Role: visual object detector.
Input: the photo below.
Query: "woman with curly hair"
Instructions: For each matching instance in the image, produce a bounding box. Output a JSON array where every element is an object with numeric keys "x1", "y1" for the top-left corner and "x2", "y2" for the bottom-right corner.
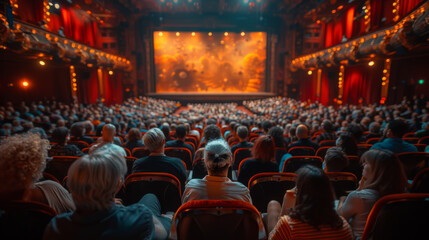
[{"x1": 0, "y1": 133, "x2": 75, "y2": 214}]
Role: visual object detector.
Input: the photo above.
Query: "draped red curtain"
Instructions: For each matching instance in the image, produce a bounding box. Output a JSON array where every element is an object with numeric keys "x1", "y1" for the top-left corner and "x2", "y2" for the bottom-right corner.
[
  {"x1": 299, "y1": 72, "x2": 317, "y2": 102},
  {"x1": 343, "y1": 64, "x2": 382, "y2": 105},
  {"x1": 47, "y1": 6, "x2": 100, "y2": 48},
  {"x1": 320, "y1": 71, "x2": 330, "y2": 105},
  {"x1": 79, "y1": 69, "x2": 99, "y2": 104},
  {"x1": 16, "y1": 0, "x2": 44, "y2": 25},
  {"x1": 324, "y1": 16, "x2": 344, "y2": 48},
  {"x1": 371, "y1": 0, "x2": 395, "y2": 28},
  {"x1": 345, "y1": 7, "x2": 355, "y2": 39},
  {"x1": 400, "y1": 0, "x2": 424, "y2": 17}
]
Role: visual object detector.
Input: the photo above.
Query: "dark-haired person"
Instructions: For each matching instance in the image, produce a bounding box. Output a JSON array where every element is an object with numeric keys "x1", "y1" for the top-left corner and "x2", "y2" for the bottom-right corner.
[
  {"x1": 323, "y1": 147, "x2": 349, "y2": 172},
  {"x1": 268, "y1": 165, "x2": 353, "y2": 240},
  {"x1": 336, "y1": 132, "x2": 358, "y2": 156},
  {"x1": 370, "y1": 119, "x2": 417, "y2": 153},
  {"x1": 165, "y1": 125, "x2": 195, "y2": 157},
  {"x1": 337, "y1": 149, "x2": 407, "y2": 239},
  {"x1": 230, "y1": 125, "x2": 253, "y2": 155},
  {"x1": 70, "y1": 122, "x2": 94, "y2": 145},
  {"x1": 268, "y1": 126, "x2": 287, "y2": 148},
  {"x1": 49, "y1": 127, "x2": 83, "y2": 157},
  {"x1": 316, "y1": 120, "x2": 337, "y2": 144},
  {"x1": 123, "y1": 128, "x2": 145, "y2": 152},
  {"x1": 238, "y1": 135, "x2": 278, "y2": 187}
]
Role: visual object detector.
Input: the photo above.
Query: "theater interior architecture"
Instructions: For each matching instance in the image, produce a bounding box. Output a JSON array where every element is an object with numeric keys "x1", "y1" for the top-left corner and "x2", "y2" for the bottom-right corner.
[{"x1": 1, "y1": 0, "x2": 429, "y2": 239}]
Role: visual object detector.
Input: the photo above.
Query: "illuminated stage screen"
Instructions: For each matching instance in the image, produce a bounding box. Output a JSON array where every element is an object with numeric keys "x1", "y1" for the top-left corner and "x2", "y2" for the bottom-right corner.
[{"x1": 153, "y1": 31, "x2": 267, "y2": 93}]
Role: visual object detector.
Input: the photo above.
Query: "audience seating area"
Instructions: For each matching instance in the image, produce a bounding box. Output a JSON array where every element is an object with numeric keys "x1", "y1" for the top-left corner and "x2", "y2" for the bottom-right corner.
[{"x1": 1, "y1": 96, "x2": 429, "y2": 239}]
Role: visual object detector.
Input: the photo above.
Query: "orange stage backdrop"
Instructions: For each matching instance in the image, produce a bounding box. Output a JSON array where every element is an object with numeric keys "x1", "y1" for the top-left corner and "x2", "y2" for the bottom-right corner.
[{"x1": 153, "y1": 31, "x2": 267, "y2": 93}]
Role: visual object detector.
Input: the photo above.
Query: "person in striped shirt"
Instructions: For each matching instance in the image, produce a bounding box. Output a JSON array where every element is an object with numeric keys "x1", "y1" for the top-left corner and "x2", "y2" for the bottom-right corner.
[{"x1": 268, "y1": 165, "x2": 353, "y2": 240}]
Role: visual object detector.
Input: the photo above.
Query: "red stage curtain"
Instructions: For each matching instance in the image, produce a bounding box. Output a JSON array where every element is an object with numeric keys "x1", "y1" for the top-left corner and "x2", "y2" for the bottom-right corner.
[
  {"x1": 343, "y1": 65, "x2": 382, "y2": 105},
  {"x1": 400, "y1": 0, "x2": 424, "y2": 17},
  {"x1": 300, "y1": 73, "x2": 317, "y2": 102},
  {"x1": 324, "y1": 22, "x2": 334, "y2": 48},
  {"x1": 16, "y1": 0, "x2": 44, "y2": 25},
  {"x1": 79, "y1": 69, "x2": 99, "y2": 104},
  {"x1": 345, "y1": 7, "x2": 355, "y2": 39},
  {"x1": 47, "y1": 6, "x2": 100, "y2": 48},
  {"x1": 320, "y1": 71, "x2": 330, "y2": 105}
]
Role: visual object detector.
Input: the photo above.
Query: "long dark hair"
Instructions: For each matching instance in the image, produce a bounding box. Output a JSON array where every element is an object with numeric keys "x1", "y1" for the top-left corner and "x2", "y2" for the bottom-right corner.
[{"x1": 290, "y1": 165, "x2": 343, "y2": 229}]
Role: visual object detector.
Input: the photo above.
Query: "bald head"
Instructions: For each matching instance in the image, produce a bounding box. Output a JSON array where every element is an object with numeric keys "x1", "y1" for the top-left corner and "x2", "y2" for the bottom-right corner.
[
  {"x1": 296, "y1": 124, "x2": 309, "y2": 139},
  {"x1": 102, "y1": 124, "x2": 116, "y2": 142}
]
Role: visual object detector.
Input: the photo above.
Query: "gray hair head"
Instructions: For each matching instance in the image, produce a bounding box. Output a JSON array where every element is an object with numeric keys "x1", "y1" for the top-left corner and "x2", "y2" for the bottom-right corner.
[
  {"x1": 204, "y1": 139, "x2": 231, "y2": 173},
  {"x1": 67, "y1": 151, "x2": 126, "y2": 211},
  {"x1": 143, "y1": 128, "x2": 165, "y2": 152}
]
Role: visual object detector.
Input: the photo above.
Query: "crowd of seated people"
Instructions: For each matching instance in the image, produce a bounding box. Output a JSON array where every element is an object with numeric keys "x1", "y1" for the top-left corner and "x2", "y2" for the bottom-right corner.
[{"x1": 0, "y1": 95, "x2": 428, "y2": 239}]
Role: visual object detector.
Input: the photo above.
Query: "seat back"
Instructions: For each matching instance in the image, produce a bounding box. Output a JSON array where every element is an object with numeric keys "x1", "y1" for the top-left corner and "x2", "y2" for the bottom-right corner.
[
  {"x1": 165, "y1": 147, "x2": 193, "y2": 170},
  {"x1": 43, "y1": 156, "x2": 80, "y2": 182},
  {"x1": 326, "y1": 172, "x2": 358, "y2": 199},
  {"x1": 274, "y1": 147, "x2": 288, "y2": 165},
  {"x1": 319, "y1": 140, "x2": 336, "y2": 147},
  {"x1": 343, "y1": 155, "x2": 363, "y2": 180},
  {"x1": 282, "y1": 156, "x2": 323, "y2": 173},
  {"x1": 125, "y1": 156, "x2": 137, "y2": 177},
  {"x1": 191, "y1": 158, "x2": 207, "y2": 179},
  {"x1": 365, "y1": 138, "x2": 381, "y2": 144},
  {"x1": 315, "y1": 146, "x2": 332, "y2": 159},
  {"x1": 248, "y1": 173, "x2": 297, "y2": 212},
  {"x1": 68, "y1": 140, "x2": 89, "y2": 150},
  {"x1": 174, "y1": 200, "x2": 265, "y2": 240},
  {"x1": 124, "y1": 172, "x2": 181, "y2": 213},
  {"x1": 132, "y1": 147, "x2": 150, "y2": 158},
  {"x1": 397, "y1": 152, "x2": 429, "y2": 180},
  {"x1": 418, "y1": 136, "x2": 429, "y2": 145},
  {"x1": 233, "y1": 148, "x2": 253, "y2": 170},
  {"x1": 288, "y1": 146, "x2": 315, "y2": 156},
  {"x1": 410, "y1": 168, "x2": 429, "y2": 193},
  {"x1": 403, "y1": 137, "x2": 419, "y2": 144},
  {"x1": 413, "y1": 144, "x2": 427, "y2": 152},
  {"x1": 0, "y1": 200, "x2": 57, "y2": 240},
  {"x1": 361, "y1": 193, "x2": 429, "y2": 240},
  {"x1": 357, "y1": 144, "x2": 372, "y2": 156}
]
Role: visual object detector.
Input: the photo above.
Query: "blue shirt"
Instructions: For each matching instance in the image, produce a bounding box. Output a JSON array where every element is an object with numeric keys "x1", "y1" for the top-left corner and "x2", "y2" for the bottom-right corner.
[
  {"x1": 44, "y1": 204, "x2": 154, "y2": 240},
  {"x1": 371, "y1": 138, "x2": 418, "y2": 154}
]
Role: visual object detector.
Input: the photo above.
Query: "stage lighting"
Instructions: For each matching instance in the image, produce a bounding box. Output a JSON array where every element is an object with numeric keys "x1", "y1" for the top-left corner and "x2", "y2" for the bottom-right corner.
[
  {"x1": 192, "y1": 32, "x2": 196, "y2": 36},
  {"x1": 54, "y1": 3, "x2": 60, "y2": 9},
  {"x1": 224, "y1": 32, "x2": 228, "y2": 36},
  {"x1": 241, "y1": 32, "x2": 245, "y2": 36},
  {"x1": 308, "y1": 70, "x2": 313, "y2": 75},
  {"x1": 208, "y1": 32, "x2": 212, "y2": 36},
  {"x1": 419, "y1": 79, "x2": 424, "y2": 85},
  {"x1": 159, "y1": 32, "x2": 163, "y2": 37},
  {"x1": 109, "y1": 70, "x2": 114, "y2": 75},
  {"x1": 176, "y1": 32, "x2": 180, "y2": 36},
  {"x1": 368, "y1": 61, "x2": 375, "y2": 66},
  {"x1": 22, "y1": 81, "x2": 29, "y2": 87},
  {"x1": 39, "y1": 60, "x2": 46, "y2": 66}
]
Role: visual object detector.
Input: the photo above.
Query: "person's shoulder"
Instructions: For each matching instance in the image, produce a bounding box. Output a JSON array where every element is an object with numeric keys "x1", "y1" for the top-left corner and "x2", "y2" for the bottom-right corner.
[{"x1": 35, "y1": 179, "x2": 65, "y2": 189}]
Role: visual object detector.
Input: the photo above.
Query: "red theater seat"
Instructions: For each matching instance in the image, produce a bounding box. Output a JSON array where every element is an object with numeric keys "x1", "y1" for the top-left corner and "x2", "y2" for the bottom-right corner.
[
  {"x1": 172, "y1": 200, "x2": 266, "y2": 240},
  {"x1": 281, "y1": 156, "x2": 323, "y2": 173}
]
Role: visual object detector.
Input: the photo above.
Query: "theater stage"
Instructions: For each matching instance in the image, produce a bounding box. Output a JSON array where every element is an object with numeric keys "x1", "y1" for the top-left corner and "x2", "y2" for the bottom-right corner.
[{"x1": 147, "y1": 92, "x2": 276, "y2": 103}]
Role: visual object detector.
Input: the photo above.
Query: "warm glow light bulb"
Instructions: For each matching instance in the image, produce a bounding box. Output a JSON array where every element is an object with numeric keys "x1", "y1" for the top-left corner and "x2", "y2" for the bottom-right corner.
[
  {"x1": 241, "y1": 32, "x2": 245, "y2": 36},
  {"x1": 208, "y1": 32, "x2": 212, "y2": 36},
  {"x1": 108, "y1": 70, "x2": 114, "y2": 75},
  {"x1": 176, "y1": 32, "x2": 180, "y2": 36},
  {"x1": 39, "y1": 60, "x2": 46, "y2": 66},
  {"x1": 308, "y1": 70, "x2": 313, "y2": 75},
  {"x1": 159, "y1": 32, "x2": 163, "y2": 37},
  {"x1": 224, "y1": 32, "x2": 228, "y2": 36},
  {"x1": 22, "y1": 81, "x2": 29, "y2": 87},
  {"x1": 368, "y1": 61, "x2": 375, "y2": 66},
  {"x1": 191, "y1": 32, "x2": 196, "y2": 36}
]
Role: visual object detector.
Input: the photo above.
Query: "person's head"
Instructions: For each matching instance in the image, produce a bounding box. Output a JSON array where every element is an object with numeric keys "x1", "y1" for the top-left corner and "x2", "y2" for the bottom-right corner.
[
  {"x1": 262, "y1": 120, "x2": 272, "y2": 133},
  {"x1": 252, "y1": 135, "x2": 275, "y2": 163},
  {"x1": 324, "y1": 147, "x2": 349, "y2": 172},
  {"x1": 236, "y1": 125, "x2": 249, "y2": 141},
  {"x1": 368, "y1": 122, "x2": 381, "y2": 134},
  {"x1": 290, "y1": 165, "x2": 342, "y2": 229},
  {"x1": 102, "y1": 124, "x2": 116, "y2": 142},
  {"x1": 347, "y1": 123, "x2": 363, "y2": 142},
  {"x1": 175, "y1": 125, "x2": 187, "y2": 140},
  {"x1": 52, "y1": 127, "x2": 70, "y2": 145},
  {"x1": 0, "y1": 133, "x2": 49, "y2": 195},
  {"x1": 268, "y1": 126, "x2": 284, "y2": 147},
  {"x1": 204, "y1": 139, "x2": 231, "y2": 176},
  {"x1": 127, "y1": 128, "x2": 142, "y2": 142},
  {"x1": 70, "y1": 122, "x2": 85, "y2": 138},
  {"x1": 67, "y1": 151, "x2": 126, "y2": 211},
  {"x1": 143, "y1": 128, "x2": 165, "y2": 153},
  {"x1": 386, "y1": 119, "x2": 409, "y2": 138},
  {"x1": 203, "y1": 125, "x2": 221, "y2": 143},
  {"x1": 160, "y1": 125, "x2": 171, "y2": 141},
  {"x1": 360, "y1": 149, "x2": 407, "y2": 196},
  {"x1": 296, "y1": 124, "x2": 309, "y2": 139},
  {"x1": 321, "y1": 120, "x2": 334, "y2": 133},
  {"x1": 336, "y1": 132, "x2": 358, "y2": 156}
]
